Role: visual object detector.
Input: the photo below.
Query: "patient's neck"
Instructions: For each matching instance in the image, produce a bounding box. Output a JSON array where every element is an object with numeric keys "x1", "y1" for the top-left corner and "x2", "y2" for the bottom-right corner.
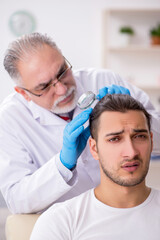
[{"x1": 94, "y1": 179, "x2": 151, "y2": 209}]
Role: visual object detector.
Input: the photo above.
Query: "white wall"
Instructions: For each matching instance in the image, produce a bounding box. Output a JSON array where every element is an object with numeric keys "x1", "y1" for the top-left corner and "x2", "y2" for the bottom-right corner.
[{"x1": 0, "y1": 0, "x2": 160, "y2": 103}]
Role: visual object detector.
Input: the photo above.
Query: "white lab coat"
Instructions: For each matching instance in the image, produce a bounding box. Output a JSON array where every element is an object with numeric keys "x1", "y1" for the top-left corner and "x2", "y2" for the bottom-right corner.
[{"x1": 0, "y1": 68, "x2": 159, "y2": 214}]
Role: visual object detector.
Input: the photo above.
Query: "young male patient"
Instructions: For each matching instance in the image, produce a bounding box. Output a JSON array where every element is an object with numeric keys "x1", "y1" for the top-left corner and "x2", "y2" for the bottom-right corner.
[{"x1": 30, "y1": 94, "x2": 160, "y2": 240}]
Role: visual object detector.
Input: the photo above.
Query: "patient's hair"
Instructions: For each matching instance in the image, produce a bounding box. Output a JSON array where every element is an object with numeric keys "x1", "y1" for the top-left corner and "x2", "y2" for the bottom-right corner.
[
  {"x1": 89, "y1": 94, "x2": 151, "y2": 141},
  {"x1": 4, "y1": 32, "x2": 61, "y2": 85}
]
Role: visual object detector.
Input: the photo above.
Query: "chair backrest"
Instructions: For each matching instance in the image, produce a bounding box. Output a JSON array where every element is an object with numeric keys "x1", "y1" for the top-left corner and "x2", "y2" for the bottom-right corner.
[{"x1": 5, "y1": 214, "x2": 40, "y2": 240}]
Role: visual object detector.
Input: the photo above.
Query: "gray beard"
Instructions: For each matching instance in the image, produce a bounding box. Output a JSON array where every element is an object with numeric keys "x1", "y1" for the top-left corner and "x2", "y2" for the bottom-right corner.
[{"x1": 50, "y1": 86, "x2": 78, "y2": 114}]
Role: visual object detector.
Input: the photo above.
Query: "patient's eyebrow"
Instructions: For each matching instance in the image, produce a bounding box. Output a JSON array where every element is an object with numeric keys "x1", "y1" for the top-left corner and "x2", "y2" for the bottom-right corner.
[
  {"x1": 133, "y1": 129, "x2": 148, "y2": 133},
  {"x1": 105, "y1": 128, "x2": 148, "y2": 137},
  {"x1": 105, "y1": 130, "x2": 124, "y2": 137}
]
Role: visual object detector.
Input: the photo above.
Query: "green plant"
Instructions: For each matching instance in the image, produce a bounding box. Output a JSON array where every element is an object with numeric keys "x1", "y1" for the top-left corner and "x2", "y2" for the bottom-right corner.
[
  {"x1": 119, "y1": 26, "x2": 134, "y2": 35},
  {"x1": 150, "y1": 24, "x2": 160, "y2": 37}
]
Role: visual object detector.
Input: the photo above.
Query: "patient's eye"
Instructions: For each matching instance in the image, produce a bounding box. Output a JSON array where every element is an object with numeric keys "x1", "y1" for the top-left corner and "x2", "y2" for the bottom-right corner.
[
  {"x1": 108, "y1": 136, "x2": 121, "y2": 142},
  {"x1": 134, "y1": 134, "x2": 148, "y2": 141}
]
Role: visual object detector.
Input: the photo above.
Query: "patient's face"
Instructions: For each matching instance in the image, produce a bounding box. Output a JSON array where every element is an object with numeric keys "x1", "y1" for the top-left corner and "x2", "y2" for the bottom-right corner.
[{"x1": 89, "y1": 110, "x2": 153, "y2": 187}]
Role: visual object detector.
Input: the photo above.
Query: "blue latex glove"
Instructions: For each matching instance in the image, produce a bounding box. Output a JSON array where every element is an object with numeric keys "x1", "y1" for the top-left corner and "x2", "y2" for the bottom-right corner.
[
  {"x1": 60, "y1": 108, "x2": 93, "y2": 169},
  {"x1": 96, "y1": 84, "x2": 130, "y2": 100}
]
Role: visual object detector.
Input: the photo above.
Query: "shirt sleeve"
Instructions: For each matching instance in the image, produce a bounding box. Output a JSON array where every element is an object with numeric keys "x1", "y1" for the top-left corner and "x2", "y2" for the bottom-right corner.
[
  {"x1": 0, "y1": 118, "x2": 78, "y2": 214},
  {"x1": 0, "y1": 146, "x2": 78, "y2": 214},
  {"x1": 0, "y1": 99, "x2": 79, "y2": 214},
  {"x1": 55, "y1": 156, "x2": 78, "y2": 185}
]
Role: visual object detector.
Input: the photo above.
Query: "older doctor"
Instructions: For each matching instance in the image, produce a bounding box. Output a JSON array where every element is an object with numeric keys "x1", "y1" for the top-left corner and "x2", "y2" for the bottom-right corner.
[{"x1": 0, "y1": 32, "x2": 159, "y2": 214}]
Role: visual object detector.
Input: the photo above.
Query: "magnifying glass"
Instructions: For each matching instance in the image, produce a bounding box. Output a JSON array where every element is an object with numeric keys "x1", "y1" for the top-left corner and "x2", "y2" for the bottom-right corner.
[{"x1": 77, "y1": 91, "x2": 98, "y2": 110}]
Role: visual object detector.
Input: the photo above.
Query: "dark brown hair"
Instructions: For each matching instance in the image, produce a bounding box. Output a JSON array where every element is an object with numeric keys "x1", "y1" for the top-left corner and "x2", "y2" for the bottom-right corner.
[{"x1": 89, "y1": 94, "x2": 151, "y2": 140}]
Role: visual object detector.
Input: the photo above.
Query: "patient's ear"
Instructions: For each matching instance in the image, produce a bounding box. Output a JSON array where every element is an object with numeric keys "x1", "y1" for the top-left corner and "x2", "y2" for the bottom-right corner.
[
  {"x1": 14, "y1": 86, "x2": 31, "y2": 101},
  {"x1": 89, "y1": 137, "x2": 99, "y2": 160}
]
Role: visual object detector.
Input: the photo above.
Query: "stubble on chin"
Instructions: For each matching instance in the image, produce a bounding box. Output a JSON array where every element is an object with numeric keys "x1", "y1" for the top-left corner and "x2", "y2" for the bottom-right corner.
[{"x1": 100, "y1": 159, "x2": 150, "y2": 187}]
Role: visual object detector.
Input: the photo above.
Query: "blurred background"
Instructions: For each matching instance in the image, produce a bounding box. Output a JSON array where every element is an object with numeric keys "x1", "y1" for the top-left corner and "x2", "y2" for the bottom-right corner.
[{"x1": 0, "y1": 0, "x2": 160, "y2": 239}]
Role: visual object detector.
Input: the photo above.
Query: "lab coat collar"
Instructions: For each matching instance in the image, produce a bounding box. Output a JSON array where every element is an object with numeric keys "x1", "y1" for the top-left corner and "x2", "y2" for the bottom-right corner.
[{"x1": 28, "y1": 101, "x2": 63, "y2": 125}]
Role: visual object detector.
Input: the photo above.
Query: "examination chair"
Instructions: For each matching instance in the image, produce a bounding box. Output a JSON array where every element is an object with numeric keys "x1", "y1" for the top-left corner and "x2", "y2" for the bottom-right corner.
[{"x1": 5, "y1": 214, "x2": 40, "y2": 240}]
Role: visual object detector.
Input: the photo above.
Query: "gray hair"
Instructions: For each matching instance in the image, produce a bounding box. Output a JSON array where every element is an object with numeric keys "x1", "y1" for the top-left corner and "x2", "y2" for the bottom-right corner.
[{"x1": 3, "y1": 32, "x2": 61, "y2": 85}]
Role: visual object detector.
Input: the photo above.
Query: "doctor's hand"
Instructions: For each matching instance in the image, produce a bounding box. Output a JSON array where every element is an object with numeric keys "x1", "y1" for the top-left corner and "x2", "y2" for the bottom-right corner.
[
  {"x1": 60, "y1": 108, "x2": 92, "y2": 170},
  {"x1": 96, "y1": 84, "x2": 130, "y2": 100}
]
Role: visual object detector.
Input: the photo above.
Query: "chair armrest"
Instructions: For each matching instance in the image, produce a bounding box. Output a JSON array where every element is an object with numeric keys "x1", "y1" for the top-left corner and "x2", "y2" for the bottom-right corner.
[{"x1": 5, "y1": 214, "x2": 40, "y2": 240}]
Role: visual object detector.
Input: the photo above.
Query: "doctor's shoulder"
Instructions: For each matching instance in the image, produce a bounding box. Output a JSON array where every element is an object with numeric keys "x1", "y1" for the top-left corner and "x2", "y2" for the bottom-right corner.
[{"x1": 0, "y1": 92, "x2": 31, "y2": 123}]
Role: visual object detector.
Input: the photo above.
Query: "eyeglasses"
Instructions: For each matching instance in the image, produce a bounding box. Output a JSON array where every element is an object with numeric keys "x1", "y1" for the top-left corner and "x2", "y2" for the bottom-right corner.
[{"x1": 20, "y1": 57, "x2": 72, "y2": 97}]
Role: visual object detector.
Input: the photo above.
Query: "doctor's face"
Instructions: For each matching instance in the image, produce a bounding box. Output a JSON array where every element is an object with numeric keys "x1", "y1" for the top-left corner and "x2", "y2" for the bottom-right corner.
[
  {"x1": 89, "y1": 110, "x2": 153, "y2": 187},
  {"x1": 15, "y1": 44, "x2": 77, "y2": 114}
]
